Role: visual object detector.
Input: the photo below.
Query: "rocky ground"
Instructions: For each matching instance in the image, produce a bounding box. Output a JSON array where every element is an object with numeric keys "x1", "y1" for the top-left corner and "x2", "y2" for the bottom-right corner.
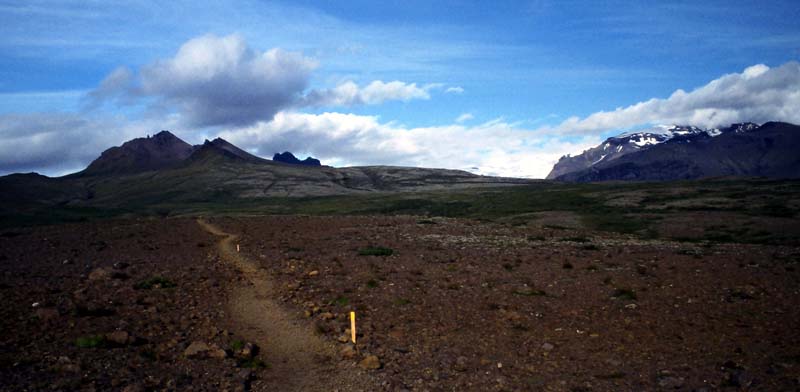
[
  {"x1": 219, "y1": 215, "x2": 800, "y2": 391},
  {"x1": 1, "y1": 215, "x2": 800, "y2": 391},
  {"x1": 0, "y1": 219, "x2": 260, "y2": 391}
]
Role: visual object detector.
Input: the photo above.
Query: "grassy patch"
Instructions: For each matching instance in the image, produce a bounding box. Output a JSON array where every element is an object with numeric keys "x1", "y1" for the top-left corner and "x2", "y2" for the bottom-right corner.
[
  {"x1": 231, "y1": 340, "x2": 245, "y2": 351},
  {"x1": 366, "y1": 279, "x2": 379, "y2": 288},
  {"x1": 611, "y1": 288, "x2": 637, "y2": 301},
  {"x1": 75, "y1": 335, "x2": 106, "y2": 348},
  {"x1": 559, "y1": 236, "x2": 590, "y2": 243},
  {"x1": 358, "y1": 247, "x2": 394, "y2": 256},
  {"x1": 238, "y1": 358, "x2": 268, "y2": 369},
  {"x1": 513, "y1": 288, "x2": 547, "y2": 297},
  {"x1": 394, "y1": 298, "x2": 412, "y2": 306},
  {"x1": 134, "y1": 276, "x2": 176, "y2": 290},
  {"x1": 595, "y1": 372, "x2": 626, "y2": 380}
]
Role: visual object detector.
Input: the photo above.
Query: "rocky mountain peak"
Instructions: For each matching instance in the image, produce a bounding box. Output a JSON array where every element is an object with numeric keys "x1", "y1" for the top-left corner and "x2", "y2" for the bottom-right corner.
[{"x1": 272, "y1": 151, "x2": 322, "y2": 166}]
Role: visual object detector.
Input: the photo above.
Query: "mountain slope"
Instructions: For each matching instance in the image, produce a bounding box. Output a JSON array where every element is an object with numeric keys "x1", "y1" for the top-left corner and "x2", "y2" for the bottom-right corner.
[
  {"x1": 554, "y1": 122, "x2": 800, "y2": 182},
  {"x1": 547, "y1": 125, "x2": 714, "y2": 179},
  {"x1": 0, "y1": 131, "x2": 534, "y2": 211},
  {"x1": 273, "y1": 151, "x2": 321, "y2": 166},
  {"x1": 75, "y1": 131, "x2": 194, "y2": 176}
]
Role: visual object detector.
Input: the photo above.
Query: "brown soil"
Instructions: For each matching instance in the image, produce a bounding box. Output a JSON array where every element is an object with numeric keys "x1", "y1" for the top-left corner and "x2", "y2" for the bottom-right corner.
[
  {"x1": 197, "y1": 219, "x2": 378, "y2": 391},
  {"x1": 216, "y1": 215, "x2": 800, "y2": 391},
  {"x1": 2, "y1": 215, "x2": 800, "y2": 391}
]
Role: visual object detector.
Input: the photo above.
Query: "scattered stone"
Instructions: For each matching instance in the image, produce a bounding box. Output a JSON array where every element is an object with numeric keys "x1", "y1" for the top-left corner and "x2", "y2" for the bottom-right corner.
[
  {"x1": 338, "y1": 335, "x2": 350, "y2": 343},
  {"x1": 235, "y1": 342, "x2": 258, "y2": 359},
  {"x1": 359, "y1": 355, "x2": 382, "y2": 370},
  {"x1": 105, "y1": 330, "x2": 132, "y2": 346},
  {"x1": 308, "y1": 270, "x2": 319, "y2": 277},
  {"x1": 35, "y1": 307, "x2": 59, "y2": 321},
  {"x1": 658, "y1": 375, "x2": 685, "y2": 389},
  {"x1": 454, "y1": 356, "x2": 469, "y2": 372},
  {"x1": 121, "y1": 384, "x2": 145, "y2": 392},
  {"x1": 56, "y1": 356, "x2": 80, "y2": 373},
  {"x1": 320, "y1": 312, "x2": 335, "y2": 320},
  {"x1": 208, "y1": 346, "x2": 228, "y2": 359},
  {"x1": 113, "y1": 261, "x2": 130, "y2": 270},
  {"x1": 88, "y1": 267, "x2": 112, "y2": 281},
  {"x1": 625, "y1": 303, "x2": 638, "y2": 309},
  {"x1": 184, "y1": 341, "x2": 227, "y2": 359},
  {"x1": 339, "y1": 345, "x2": 357, "y2": 359},
  {"x1": 541, "y1": 342, "x2": 555, "y2": 351}
]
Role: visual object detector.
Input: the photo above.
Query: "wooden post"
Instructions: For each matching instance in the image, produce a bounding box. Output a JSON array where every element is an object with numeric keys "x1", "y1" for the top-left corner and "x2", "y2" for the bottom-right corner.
[{"x1": 350, "y1": 311, "x2": 357, "y2": 344}]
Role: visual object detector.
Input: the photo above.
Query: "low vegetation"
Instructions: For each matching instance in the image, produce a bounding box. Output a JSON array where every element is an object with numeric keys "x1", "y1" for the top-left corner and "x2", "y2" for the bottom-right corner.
[
  {"x1": 75, "y1": 335, "x2": 106, "y2": 348},
  {"x1": 358, "y1": 247, "x2": 394, "y2": 256},
  {"x1": 134, "y1": 276, "x2": 177, "y2": 290}
]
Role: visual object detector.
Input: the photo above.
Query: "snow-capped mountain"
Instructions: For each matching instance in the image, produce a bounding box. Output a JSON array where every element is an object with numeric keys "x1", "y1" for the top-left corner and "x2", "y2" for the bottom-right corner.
[
  {"x1": 547, "y1": 122, "x2": 800, "y2": 182},
  {"x1": 546, "y1": 125, "x2": 715, "y2": 179}
]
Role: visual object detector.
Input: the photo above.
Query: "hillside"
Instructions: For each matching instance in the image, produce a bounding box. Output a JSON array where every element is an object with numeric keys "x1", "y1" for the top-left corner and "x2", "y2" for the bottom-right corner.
[
  {"x1": 550, "y1": 122, "x2": 800, "y2": 182},
  {"x1": 0, "y1": 131, "x2": 533, "y2": 218}
]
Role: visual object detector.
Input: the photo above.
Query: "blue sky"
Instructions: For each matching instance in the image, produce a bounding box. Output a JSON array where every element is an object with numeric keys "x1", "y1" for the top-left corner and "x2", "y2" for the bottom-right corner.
[{"x1": 1, "y1": 0, "x2": 799, "y2": 177}]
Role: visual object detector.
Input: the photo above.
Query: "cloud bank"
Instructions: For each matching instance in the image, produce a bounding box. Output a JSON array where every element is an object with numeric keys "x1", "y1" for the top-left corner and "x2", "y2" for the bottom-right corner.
[
  {"x1": 556, "y1": 62, "x2": 800, "y2": 134},
  {"x1": 218, "y1": 112, "x2": 600, "y2": 178},
  {"x1": 88, "y1": 34, "x2": 436, "y2": 128},
  {"x1": 302, "y1": 80, "x2": 432, "y2": 107},
  {"x1": 6, "y1": 31, "x2": 800, "y2": 179},
  {"x1": 0, "y1": 113, "x2": 127, "y2": 175}
]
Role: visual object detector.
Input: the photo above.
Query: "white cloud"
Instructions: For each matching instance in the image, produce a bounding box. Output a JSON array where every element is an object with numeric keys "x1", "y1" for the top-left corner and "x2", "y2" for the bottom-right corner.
[
  {"x1": 86, "y1": 66, "x2": 134, "y2": 107},
  {"x1": 553, "y1": 61, "x2": 800, "y2": 134},
  {"x1": 0, "y1": 112, "x2": 192, "y2": 176},
  {"x1": 219, "y1": 111, "x2": 601, "y2": 178},
  {"x1": 445, "y1": 86, "x2": 465, "y2": 94},
  {"x1": 0, "y1": 113, "x2": 123, "y2": 175},
  {"x1": 455, "y1": 113, "x2": 474, "y2": 123},
  {"x1": 88, "y1": 33, "x2": 438, "y2": 127},
  {"x1": 302, "y1": 80, "x2": 431, "y2": 107},
  {"x1": 135, "y1": 34, "x2": 318, "y2": 127}
]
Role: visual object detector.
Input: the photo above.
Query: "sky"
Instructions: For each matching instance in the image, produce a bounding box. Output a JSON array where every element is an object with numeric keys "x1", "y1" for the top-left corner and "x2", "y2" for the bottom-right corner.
[{"x1": 1, "y1": 0, "x2": 799, "y2": 178}]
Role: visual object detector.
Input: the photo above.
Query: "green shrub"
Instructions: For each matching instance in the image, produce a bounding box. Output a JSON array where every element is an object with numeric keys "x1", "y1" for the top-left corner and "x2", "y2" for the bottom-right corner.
[
  {"x1": 513, "y1": 288, "x2": 547, "y2": 297},
  {"x1": 134, "y1": 276, "x2": 176, "y2": 290},
  {"x1": 358, "y1": 247, "x2": 393, "y2": 256},
  {"x1": 239, "y1": 358, "x2": 268, "y2": 369},
  {"x1": 75, "y1": 335, "x2": 106, "y2": 348},
  {"x1": 611, "y1": 288, "x2": 637, "y2": 301}
]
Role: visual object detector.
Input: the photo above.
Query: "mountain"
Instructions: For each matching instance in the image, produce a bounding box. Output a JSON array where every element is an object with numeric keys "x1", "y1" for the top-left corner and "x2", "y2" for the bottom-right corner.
[
  {"x1": 0, "y1": 131, "x2": 533, "y2": 213},
  {"x1": 75, "y1": 131, "x2": 194, "y2": 177},
  {"x1": 547, "y1": 125, "x2": 714, "y2": 179},
  {"x1": 273, "y1": 151, "x2": 321, "y2": 166},
  {"x1": 188, "y1": 138, "x2": 269, "y2": 164},
  {"x1": 549, "y1": 122, "x2": 800, "y2": 182}
]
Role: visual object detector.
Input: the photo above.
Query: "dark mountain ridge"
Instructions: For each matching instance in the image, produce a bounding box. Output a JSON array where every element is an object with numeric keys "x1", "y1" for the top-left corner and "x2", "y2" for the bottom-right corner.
[
  {"x1": 0, "y1": 131, "x2": 532, "y2": 211},
  {"x1": 188, "y1": 138, "x2": 270, "y2": 164},
  {"x1": 74, "y1": 130, "x2": 194, "y2": 177},
  {"x1": 273, "y1": 151, "x2": 321, "y2": 166},
  {"x1": 551, "y1": 122, "x2": 800, "y2": 182}
]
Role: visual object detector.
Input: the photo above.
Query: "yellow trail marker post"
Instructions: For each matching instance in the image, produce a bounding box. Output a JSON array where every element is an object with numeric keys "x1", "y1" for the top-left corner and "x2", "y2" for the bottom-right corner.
[{"x1": 350, "y1": 311, "x2": 357, "y2": 344}]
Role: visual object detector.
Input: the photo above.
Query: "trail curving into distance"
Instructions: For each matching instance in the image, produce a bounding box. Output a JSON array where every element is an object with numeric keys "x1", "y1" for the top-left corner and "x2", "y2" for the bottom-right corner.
[{"x1": 197, "y1": 219, "x2": 376, "y2": 391}]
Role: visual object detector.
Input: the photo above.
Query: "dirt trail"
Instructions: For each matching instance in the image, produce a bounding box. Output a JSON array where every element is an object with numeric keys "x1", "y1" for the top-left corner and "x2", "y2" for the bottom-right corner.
[{"x1": 197, "y1": 219, "x2": 377, "y2": 391}]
